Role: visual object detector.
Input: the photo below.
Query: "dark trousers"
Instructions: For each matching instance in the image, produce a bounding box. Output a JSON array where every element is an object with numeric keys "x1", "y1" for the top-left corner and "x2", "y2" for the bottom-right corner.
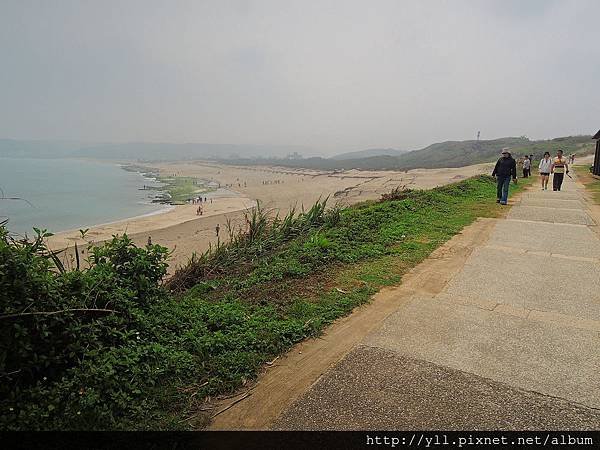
[
  {"x1": 496, "y1": 175, "x2": 511, "y2": 203},
  {"x1": 553, "y1": 173, "x2": 564, "y2": 191},
  {"x1": 522, "y1": 168, "x2": 530, "y2": 178}
]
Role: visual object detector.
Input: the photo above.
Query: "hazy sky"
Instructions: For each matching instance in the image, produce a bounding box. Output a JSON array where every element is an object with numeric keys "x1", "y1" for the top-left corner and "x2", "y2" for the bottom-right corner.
[{"x1": 2, "y1": 0, "x2": 599, "y2": 154}]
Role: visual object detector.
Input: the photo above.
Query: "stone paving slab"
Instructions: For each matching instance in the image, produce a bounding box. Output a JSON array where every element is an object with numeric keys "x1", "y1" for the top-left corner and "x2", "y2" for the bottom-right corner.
[
  {"x1": 362, "y1": 296, "x2": 600, "y2": 409},
  {"x1": 488, "y1": 220, "x2": 600, "y2": 259},
  {"x1": 507, "y1": 205, "x2": 595, "y2": 225},
  {"x1": 523, "y1": 192, "x2": 582, "y2": 201},
  {"x1": 273, "y1": 178, "x2": 600, "y2": 430},
  {"x1": 519, "y1": 198, "x2": 584, "y2": 210},
  {"x1": 443, "y1": 246, "x2": 600, "y2": 320},
  {"x1": 273, "y1": 346, "x2": 600, "y2": 430}
]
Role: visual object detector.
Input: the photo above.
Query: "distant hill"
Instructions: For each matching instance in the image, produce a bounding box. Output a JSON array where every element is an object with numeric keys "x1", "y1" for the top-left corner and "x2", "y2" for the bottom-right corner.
[
  {"x1": 71, "y1": 142, "x2": 312, "y2": 161},
  {"x1": 397, "y1": 135, "x2": 594, "y2": 169},
  {"x1": 0, "y1": 139, "x2": 92, "y2": 158},
  {"x1": 0, "y1": 139, "x2": 311, "y2": 161},
  {"x1": 223, "y1": 135, "x2": 595, "y2": 171},
  {"x1": 395, "y1": 137, "x2": 529, "y2": 169},
  {"x1": 330, "y1": 148, "x2": 407, "y2": 160},
  {"x1": 2, "y1": 135, "x2": 594, "y2": 169}
]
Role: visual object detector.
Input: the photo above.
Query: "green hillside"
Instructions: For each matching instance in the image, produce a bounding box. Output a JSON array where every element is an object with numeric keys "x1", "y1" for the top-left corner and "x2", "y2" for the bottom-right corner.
[{"x1": 225, "y1": 135, "x2": 595, "y2": 171}]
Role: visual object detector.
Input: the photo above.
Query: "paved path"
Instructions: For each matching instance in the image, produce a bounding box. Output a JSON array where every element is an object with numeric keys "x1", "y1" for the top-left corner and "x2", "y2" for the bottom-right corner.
[{"x1": 273, "y1": 175, "x2": 600, "y2": 430}]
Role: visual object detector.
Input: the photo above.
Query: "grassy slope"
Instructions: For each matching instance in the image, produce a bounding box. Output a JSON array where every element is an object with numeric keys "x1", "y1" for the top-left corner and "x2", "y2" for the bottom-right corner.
[{"x1": 151, "y1": 175, "x2": 534, "y2": 429}]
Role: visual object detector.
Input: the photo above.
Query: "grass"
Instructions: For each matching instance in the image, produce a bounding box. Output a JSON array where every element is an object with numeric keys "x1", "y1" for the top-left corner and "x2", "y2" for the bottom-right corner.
[
  {"x1": 574, "y1": 165, "x2": 600, "y2": 204},
  {"x1": 3, "y1": 175, "x2": 534, "y2": 430},
  {"x1": 160, "y1": 174, "x2": 534, "y2": 429},
  {"x1": 156, "y1": 175, "x2": 212, "y2": 204}
]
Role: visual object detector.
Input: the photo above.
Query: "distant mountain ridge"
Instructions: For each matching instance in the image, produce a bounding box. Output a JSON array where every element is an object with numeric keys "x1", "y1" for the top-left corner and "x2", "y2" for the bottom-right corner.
[
  {"x1": 330, "y1": 148, "x2": 407, "y2": 160},
  {"x1": 0, "y1": 140, "x2": 310, "y2": 160},
  {"x1": 0, "y1": 139, "x2": 93, "y2": 158},
  {"x1": 1, "y1": 135, "x2": 594, "y2": 171},
  {"x1": 223, "y1": 135, "x2": 595, "y2": 171}
]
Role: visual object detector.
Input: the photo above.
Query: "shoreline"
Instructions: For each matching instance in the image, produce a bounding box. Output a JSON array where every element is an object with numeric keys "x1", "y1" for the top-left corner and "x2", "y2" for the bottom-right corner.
[
  {"x1": 45, "y1": 159, "x2": 495, "y2": 273},
  {"x1": 47, "y1": 195, "x2": 256, "y2": 249},
  {"x1": 49, "y1": 203, "x2": 176, "y2": 237}
]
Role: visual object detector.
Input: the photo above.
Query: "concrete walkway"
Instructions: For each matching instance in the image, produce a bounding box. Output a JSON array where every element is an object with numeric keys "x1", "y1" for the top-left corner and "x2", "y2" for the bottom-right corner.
[{"x1": 273, "y1": 175, "x2": 600, "y2": 430}]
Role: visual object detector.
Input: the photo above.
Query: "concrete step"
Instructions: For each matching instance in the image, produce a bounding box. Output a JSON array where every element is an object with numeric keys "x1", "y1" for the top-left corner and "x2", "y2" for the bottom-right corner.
[
  {"x1": 507, "y1": 205, "x2": 595, "y2": 225},
  {"x1": 443, "y1": 246, "x2": 600, "y2": 320},
  {"x1": 519, "y1": 198, "x2": 585, "y2": 210},
  {"x1": 363, "y1": 294, "x2": 600, "y2": 409},
  {"x1": 488, "y1": 219, "x2": 600, "y2": 259}
]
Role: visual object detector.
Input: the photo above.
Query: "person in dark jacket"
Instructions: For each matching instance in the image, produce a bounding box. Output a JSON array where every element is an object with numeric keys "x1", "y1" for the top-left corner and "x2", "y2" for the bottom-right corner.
[{"x1": 492, "y1": 148, "x2": 518, "y2": 205}]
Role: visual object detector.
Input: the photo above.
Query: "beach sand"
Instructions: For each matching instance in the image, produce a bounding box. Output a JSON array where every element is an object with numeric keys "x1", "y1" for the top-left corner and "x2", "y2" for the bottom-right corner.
[{"x1": 48, "y1": 161, "x2": 493, "y2": 273}]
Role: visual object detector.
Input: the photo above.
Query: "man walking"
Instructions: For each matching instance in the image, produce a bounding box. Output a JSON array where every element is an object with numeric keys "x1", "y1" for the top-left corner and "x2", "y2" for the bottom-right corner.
[
  {"x1": 551, "y1": 149, "x2": 569, "y2": 191},
  {"x1": 492, "y1": 148, "x2": 518, "y2": 205}
]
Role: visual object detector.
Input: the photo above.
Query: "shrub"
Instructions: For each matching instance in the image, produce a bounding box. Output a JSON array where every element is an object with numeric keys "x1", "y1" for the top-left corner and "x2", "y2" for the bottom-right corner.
[{"x1": 0, "y1": 228, "x2": 169, "y2": 429}]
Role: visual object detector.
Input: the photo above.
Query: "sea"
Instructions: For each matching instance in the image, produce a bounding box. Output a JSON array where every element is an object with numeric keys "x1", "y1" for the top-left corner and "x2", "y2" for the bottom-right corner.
[{"x1": 0, "y1": 157, "x2": 168, "y2": 236}]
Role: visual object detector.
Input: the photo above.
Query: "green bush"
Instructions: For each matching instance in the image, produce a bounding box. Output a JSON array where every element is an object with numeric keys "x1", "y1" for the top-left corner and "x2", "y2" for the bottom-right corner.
[{"x1": 0, "y1": 229, "x2": 169, "y2": 429}]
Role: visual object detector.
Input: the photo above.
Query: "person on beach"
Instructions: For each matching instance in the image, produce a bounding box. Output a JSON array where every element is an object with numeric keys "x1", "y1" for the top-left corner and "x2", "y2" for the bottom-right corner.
[
  {"x1": 215, "y1": 224, "x2": 220, "y2": 238},
  {"x1": 522, "y1": 155, "x2": 531, "y2": 178},
  {"x1": 551, "y1": 150, "x2": 569, "y2": 191},
  {"x1": 147, "y1": 236, "x2": 152, "y2": 246},
  {"x1": 492, "y1": 148, "x2": 517, "y2": 205},
  {"x1": 538, "y1": 151, "x2": 552, "y2": 190}
]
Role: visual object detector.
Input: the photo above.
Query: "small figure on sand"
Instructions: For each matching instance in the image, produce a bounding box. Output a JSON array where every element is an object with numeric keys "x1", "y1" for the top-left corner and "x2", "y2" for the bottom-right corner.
[
  {"x1": 147, "y1": 236, "x2": 152, "y2": 246},
  {"x1": 196, "y1": 205, "x2": 203, "y2": 216},
  {"x1": 538, "y1": 151, "x2": 552, "y2": 190},
  {"x1": 492, "y1": 148, "x2": 517, "y2": 205},
  {"x1": 551, "y1": 150, "x2": 569, "y2": 191},
  {"x1": 215, "y1": 224, "x2": 220, "y2": 237}
]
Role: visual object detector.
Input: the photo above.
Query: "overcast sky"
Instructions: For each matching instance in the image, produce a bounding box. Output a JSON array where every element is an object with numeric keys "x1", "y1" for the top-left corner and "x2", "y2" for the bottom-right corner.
[{"x1": 1, "y1": 0, "x2": 599, "y2": 154}]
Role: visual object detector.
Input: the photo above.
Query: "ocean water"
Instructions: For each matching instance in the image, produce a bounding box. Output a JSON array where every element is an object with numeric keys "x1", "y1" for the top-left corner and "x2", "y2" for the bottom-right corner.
[{"x1": 0, "y1": 158, "x2": 167, "y2": 236}]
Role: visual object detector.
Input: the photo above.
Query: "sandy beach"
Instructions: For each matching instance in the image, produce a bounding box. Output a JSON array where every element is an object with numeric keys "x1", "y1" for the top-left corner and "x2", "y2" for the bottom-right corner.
[{"x1": 48, "y1": 161, "x2": 493, "y2": 273}]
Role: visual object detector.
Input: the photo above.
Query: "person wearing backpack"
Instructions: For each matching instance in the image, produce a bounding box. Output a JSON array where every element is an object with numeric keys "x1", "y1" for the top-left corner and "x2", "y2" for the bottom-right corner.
[{"x1": 492, "y1": 148, "x2": 518, "y2": 205}]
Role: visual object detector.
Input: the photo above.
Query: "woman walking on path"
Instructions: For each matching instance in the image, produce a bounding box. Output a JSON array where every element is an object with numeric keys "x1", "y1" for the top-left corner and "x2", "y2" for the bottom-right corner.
[
  {"x1": 522, "y1": 155, "x2": 531, "y2": 178},
  {"x1": 551, "y1": 150, "x2": 569, "y2": 192},
  {"x1": 538, "y1": 151, "x2": 552, "y2": 190}
]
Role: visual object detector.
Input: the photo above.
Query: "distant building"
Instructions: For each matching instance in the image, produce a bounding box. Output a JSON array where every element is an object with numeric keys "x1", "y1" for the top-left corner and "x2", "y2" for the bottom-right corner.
[
  {"x1": 286, "y1": 152, "x2": 303, "y2": 160},
  {"x1": 593, "y1": 130, "x2": 600, "y2": 176}
]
